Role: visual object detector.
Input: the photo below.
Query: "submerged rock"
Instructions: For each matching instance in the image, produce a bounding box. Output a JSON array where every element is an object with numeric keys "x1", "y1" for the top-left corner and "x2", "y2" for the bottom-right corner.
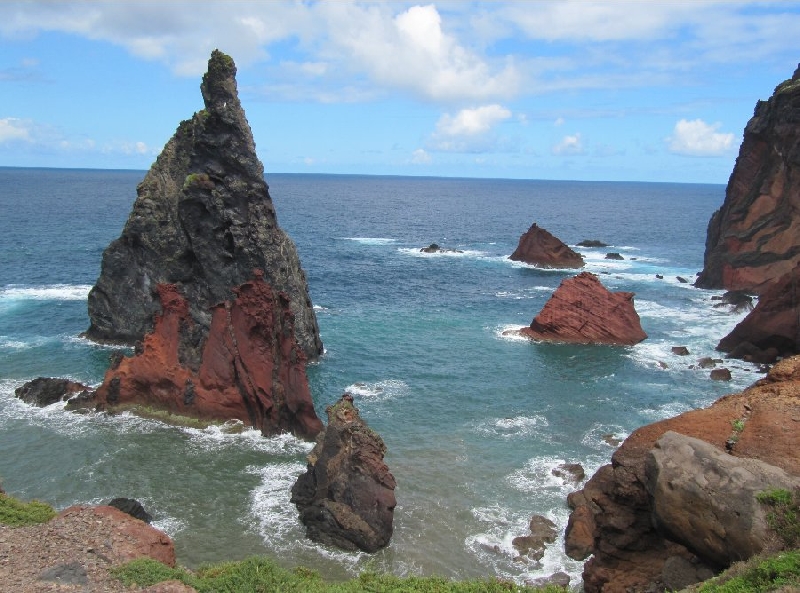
[
  {"x1": 85, "y1": 50, "x2": 322, "y2": 361},
  {"x1": 14, "y1": 377, "x2": 92, "y2": 407},
  {"x1": 696, "y1": 64, "x2": 800, "y2": 294},
  {"x1": 420, "y1": 243, "x2": 463, "y2": 253},
  {"x1": 577, "y1": 239, "x2": 608, "y2": 248},
  {"x1": 509, "y1": 223, "x2": 584, "y2": 268},
  {"x1": 519, "y1": 272, "x2": 647, "y2": 345},
  {"x1": 291, "y1": 395, "x2": 396, "y2": 552}
]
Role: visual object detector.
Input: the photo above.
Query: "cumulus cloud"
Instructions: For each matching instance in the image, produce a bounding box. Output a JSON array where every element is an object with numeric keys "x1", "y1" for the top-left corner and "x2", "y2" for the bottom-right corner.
[
  {"x1": 411, "y1": 148, "x2": 432, "y2": 164},
  {"x1": 428, "y1": 104, "x2": 512, "y2": 152},
  {"x1": 667, "y1": 118, "x2": 736, "y2": 156},
  {"x1": 552, "y1": 133, "x2": 583, "y2": 155},
  {"x1": 0, "y1": 117, "x2": 31, "y2": 143}
]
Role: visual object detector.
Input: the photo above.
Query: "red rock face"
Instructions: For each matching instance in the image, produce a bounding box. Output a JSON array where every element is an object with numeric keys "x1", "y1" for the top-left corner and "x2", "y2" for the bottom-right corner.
[
  {"x1": 696, "y1": 66, "x2": 800, "y2": 294},
  {"x1": 509, "y1": 223, "x2": 584, "y2": 268},
  {"x1": 566, "y1": 356, "x2": 800, "y2": 593},
  {"x1": 520, "y1": 272, "x2": 647, "y2": 345},
  {"x1": 717, "y1": 263, "x2": 800, "y2": 360},
  {"x1": 95, "y1": 270, "x2": 322, "y2": 440}
]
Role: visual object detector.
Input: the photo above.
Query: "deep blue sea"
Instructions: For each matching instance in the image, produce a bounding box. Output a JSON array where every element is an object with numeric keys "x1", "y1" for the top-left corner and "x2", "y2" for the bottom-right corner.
[{"x1": 0, "y1": 168, "x2": 760, "y2": 587}]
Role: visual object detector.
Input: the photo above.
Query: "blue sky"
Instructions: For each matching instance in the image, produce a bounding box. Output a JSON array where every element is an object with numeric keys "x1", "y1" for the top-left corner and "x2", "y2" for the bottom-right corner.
[{"x1": 1, "y1": 1, "x2": 799, "y2": 182}]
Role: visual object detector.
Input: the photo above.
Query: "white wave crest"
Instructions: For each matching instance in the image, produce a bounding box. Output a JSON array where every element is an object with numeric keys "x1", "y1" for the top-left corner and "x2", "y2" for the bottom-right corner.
[{"x1": 1, "y1": 284, "x2": 92, "y2": 301}]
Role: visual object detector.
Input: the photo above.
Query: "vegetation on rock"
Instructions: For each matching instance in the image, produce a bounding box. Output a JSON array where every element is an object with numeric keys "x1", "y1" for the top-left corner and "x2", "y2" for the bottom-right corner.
[
  {"x1": 757, "y1": 488, "x2": 800, "y2": 548},
  {"x1": 0, "y1": 492, "x2": 56, "y2": 526},
  {"x1": 693, "y1": 550, "x2": 800, "y2": 593}
]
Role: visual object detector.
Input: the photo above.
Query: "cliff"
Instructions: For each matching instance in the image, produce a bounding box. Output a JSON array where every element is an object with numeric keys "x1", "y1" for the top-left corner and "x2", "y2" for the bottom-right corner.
[
  {"x1": 520, "y1": 272, "x2": 647, "y2": 345},
  {"x1": 509, "y1": 223, "x2": 584, "y2": 268},
  {"x1": 565, "y1": 355, "x2": 800, "y2": 592},
  {"x1": 695, "y1": 64, "x2": 800, "y2": 294},
  {"x1": 85, "y1": 50, "x2": 322, "y2": 361}
]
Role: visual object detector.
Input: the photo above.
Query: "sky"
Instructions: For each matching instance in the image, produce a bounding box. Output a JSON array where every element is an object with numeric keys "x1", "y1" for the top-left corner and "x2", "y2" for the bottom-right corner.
[{"x1": 1, "y1": 1, "x2": 799, "y2": 183}]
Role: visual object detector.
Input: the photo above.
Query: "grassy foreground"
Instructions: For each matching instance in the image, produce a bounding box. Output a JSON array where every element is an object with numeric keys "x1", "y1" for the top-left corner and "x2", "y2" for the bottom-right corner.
[{"x1": 0, "y1": 491, "x2": 57, "y2": 526}]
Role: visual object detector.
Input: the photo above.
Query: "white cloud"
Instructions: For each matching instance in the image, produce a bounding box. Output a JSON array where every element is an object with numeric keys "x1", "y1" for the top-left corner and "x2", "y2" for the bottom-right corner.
[
  {"x1": 428, "y1": 105, "x2": 512, "y2": 152},
  {"x1": 667, "y1": 119, "x2": 736, "y2": 156},
  {"x1": 552, "y1": 133, "x2": 583, "y2": 155},
  {"x1": 411, "y1": 148, "x2": 432, "y2": 164},
  {"x1": 0, "y1": 118, "x2": 31, "y2": 143},
  {"x1": 554, "y1": 117, "x2": 565, "y2": 127}
]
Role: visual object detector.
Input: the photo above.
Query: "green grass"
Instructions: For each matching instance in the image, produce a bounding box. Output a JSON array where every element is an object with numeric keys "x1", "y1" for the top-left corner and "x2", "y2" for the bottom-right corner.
[
  {"x1": 757, "y1": 488, "x2": 800, "y2": 548},
  {"x1": 0, "y1": 492, "x2": 57, "y2": 526},
  {"x1": 111, "y1": 556, "x2": 565, "y2": 593},
  {"x1": 694, "y1": 550, "x2": 800, "y2": 593}
]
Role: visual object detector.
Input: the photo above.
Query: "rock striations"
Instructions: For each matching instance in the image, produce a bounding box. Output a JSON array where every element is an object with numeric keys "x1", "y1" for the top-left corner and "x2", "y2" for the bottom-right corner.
[
  {"x1": 291, "y1": 395, "x2": 396, "y2": 553},
  {"x1": 696, "y1": 64, "x2": 800, "y2": 294},
  {"x1": 565, "y1": 355, "x2": 800, "y2": 593},
  {"x1": 520, "y1": 272, "x2": 647, "y2": 345},
  {"x1": 86, "y1": 51, "x2": 323, "y2": 438},
  {"x1": 509, "y1": 223, "x2": 584, "y2": 268},
  {"x1": 85, "y1": 50, "x2": 322, "y2": 361}
]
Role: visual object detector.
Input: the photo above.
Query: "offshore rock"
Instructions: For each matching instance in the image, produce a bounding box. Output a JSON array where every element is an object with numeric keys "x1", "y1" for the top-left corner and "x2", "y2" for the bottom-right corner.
[
  {"x1": 291, "y1": 395, "x2": 396, "y2": 552},
  {"x1": 696, "y1": 65, "x2": 800, "y2": 294},
  {"x1": 520, "y1": 272, "x2": 647, "y2": 345},
  {"x1": 717, "y1": 262, "x2": 800, "y2": 363},
  {"x1": 565, "y1": 355, "x2": 800, "y2": 593},
  {"x1": 509, "y1": 223, "x2": 584, "y2": 268},
  {"x1": 85, "y1": 50, "x2": 322, "y2": 361},
  {"x1": 94, "y1": 272, "x2": 322, "y2": 439},
  {"x1": 14, "y1": 377, "x2": 91, "y2": 407}
]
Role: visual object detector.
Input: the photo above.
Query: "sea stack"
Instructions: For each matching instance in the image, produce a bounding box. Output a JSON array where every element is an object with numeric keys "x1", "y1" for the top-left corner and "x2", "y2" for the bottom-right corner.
[
  {"x1": 86, "y1": 50, "x2": 323, "y2": 438},
  {"x1": 520, "y1": 272, "x2": 647, "y2": 345},
  {"x1": 509, "y1": 223, "x2": 584, "y2": 268},
  {"x1": 291, "y1": 395, "x2": 396, "y2": 553},
  {"x1": 85, "y1": 49, "x2": 322, "y2": 361},
  {"x1": 695, "y1": 64, "x2": 800, "y2": 294}
]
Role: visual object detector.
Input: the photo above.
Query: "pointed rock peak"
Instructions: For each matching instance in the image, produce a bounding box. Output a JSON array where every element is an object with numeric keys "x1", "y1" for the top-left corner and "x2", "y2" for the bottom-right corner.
[{"x1": 201, "y1": 49, "x2": 240, "y2": 114}]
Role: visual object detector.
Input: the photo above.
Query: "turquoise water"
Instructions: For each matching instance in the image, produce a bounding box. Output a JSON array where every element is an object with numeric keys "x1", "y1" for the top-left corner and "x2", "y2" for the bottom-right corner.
[{"x1": 0, "y1": 168, "x2": 759, "y2": 586}]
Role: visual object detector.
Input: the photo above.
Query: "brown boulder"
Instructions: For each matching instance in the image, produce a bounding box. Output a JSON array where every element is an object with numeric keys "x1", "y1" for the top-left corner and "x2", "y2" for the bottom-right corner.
[
  {"x1": 696, "y1": 64, "x2": 800, "y2": 294},
  {"x1": 509, "y1": 223, "x2": 584, "y2": 268},
  {"x1": 520, "y1": 272, "x2": 647, "y2": 345},
  {"x1": 717, "y1": 263, "x2": 800, "y2": 362},
  {"x1": 94, "y1": 272, "x2": 322, "y2": 439},
  {"x1": 291, "y1": 395, "x2": 396, "y2": 552},
  {"x1": 566, "y1": 355, "x2": 800, "y2": 593}
]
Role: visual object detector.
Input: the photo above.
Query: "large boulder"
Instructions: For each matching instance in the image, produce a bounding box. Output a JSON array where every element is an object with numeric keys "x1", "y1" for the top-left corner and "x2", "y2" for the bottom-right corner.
[
  {"x1": 565, "y1": 355, "x2": 800, "y2": 593},
  {"x1": 85, "y1": 50, "x2": 322, "y2": 361},
  {"x1": 93, "y1": 272, "x2": 322, "y2": 439},
  {"x1": 695, "y1": 65, "x2": 800, "y2": 294},
  {"x1": 520, "y1": 272, "x2": 647, "y2": 345},
  {"x1": 717, "y1": 262, "x2": 800, "y2": 362},
  {"x1": 291, "y1": 395, "x2": 396, "y2": 553},
  {"x1": 14, "y1": 377, "x2": 91, "y2": 407},
  {"x1": 509, "y1": 223, "x2": 584, "y2": 268}
]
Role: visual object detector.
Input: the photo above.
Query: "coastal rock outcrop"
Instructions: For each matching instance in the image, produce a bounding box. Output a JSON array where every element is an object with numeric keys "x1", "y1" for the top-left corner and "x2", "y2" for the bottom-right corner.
[
  {"x1": 291, "y1": 395, "x2": 396, "y2": 553},
  {"x1": 565, "y1": 355, "x2": 800, "y2": 592},
  {"x1": 85, "y1": 49, "x2": 322, "y2": 361},
  {"x1": 717, "y1": 262, "x2": 800, "y2": 363},
  {"x1": 519, "y1": 272, "x2": 647, "y2": 345},
  {"x1": 509, "y1": 223, "x2": 584, "y2": 268},
  {"x1": 93, "y1": 272, "x2": 322, "y2": 439},
  {"x1": 695, "y1": 65, "x2": 800, "y2": 294},
  {"x1": 14, "y1": 377, "x2": 91, "y2": 407}
]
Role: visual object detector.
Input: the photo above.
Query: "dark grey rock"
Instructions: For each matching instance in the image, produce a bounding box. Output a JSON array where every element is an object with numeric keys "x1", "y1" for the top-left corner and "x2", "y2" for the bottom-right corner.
[
  {"x1": 107, "y1": 497, "x2": 153, "y2": 524},
  {"x1": 38, "y1": 562, "x2": 88, "y2": 586}
]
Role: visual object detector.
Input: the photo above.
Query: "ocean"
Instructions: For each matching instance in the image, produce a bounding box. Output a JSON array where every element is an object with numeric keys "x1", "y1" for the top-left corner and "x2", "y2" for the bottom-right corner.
[{"x1": 0, "y1": 167, "x2": 759, "y2": 586}]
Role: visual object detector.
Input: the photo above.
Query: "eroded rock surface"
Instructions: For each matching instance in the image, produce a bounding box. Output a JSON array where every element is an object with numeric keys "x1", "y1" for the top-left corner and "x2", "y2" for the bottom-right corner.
[
  {"x1": 291, "y1": 395, "x2": 396, "y2": 552},
  {"x1": 14, "y1": 377, "x2": 91, "y2": 407},
  {"x1": 509, "y1": 223, "x2": 584, "y2": 268},
  {"x1": 94, "y1": 272, "x2": 322, "y2": 439},
  {"x1": 85, "y1": 50, "x2": 322, "y2": 361},
  {"x1": 565, "y1": 355, "x2": 800, "y2": 593},
  {"x1": 520, "y1": 272, "x2": 647, "y2": 345},
  {"x1": 696, "y1": 65, "x2": 800, "y2": 294}
]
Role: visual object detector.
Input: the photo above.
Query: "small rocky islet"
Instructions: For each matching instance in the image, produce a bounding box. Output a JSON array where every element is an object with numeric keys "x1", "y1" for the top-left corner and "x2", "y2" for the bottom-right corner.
[{"x1": 6, "y1": 53, "x2": 800, "y2": 592}]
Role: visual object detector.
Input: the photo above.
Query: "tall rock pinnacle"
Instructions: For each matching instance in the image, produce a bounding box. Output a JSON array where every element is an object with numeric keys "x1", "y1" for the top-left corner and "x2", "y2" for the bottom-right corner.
[
  {"x1": 86, "y1": 49, "x2": 323, "y2": 361},
  {"x1": 695, "y1": 64, "x2": 800, "y2": 294}
]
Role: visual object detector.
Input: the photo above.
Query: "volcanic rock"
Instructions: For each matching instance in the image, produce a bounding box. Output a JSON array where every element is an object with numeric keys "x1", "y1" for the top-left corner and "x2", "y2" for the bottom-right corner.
[
  {"x1": 696, "y1": 65, "x2": 800, "y2": 294},
  {"x1": 577, "y1": 240, "x2": 608, "y2": 248},
  {"x1": 717, "y1": 263, "x2": 800, "y2": 363},
  {"x1": 509, "y1": 223, "x2": 584, "y2": 268},
  {"x1": 565, "y1": 355, "x2": 800, "y2": 593},
  {"x1": 605, "y1": 252, "x2": 624, "y2": 260},
  {"x1": 106, "y1": 498, "x2": 153, "y2": 524},
  {"x1": 93, "y1": 272, "x2": 322, "y2": 439},
  {"x1": 291, "y1": 395, "x2": 396, "y2": 552},
  {"x1": 14, "y1": 377, "x2": 91, "y2": 407},
  {"x1": 671, "y1": 346, "x2": 690, "y2": 356},
  {"x1": 712, "y1": 290, "x2": 754, "y2": 313},
  {"x1": 420, "y1": 243, "x2": 463, "y2": 253},
  {"x1": 519, "y1": 272, "x2": 647, "y2": 345},
  {"x1": 710, "y1": 368, "x2": 732, "y2": 381},
  {"x1": 85, "y1": 50, "x2": 322, "y2": 361}
]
